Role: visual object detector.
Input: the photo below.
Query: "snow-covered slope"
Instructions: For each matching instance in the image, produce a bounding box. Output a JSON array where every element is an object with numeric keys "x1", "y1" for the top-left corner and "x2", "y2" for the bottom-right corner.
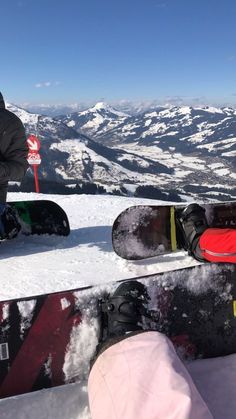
[
  {"x1": 60, "y1": 104, "x2": 236, "y2": 199},
  {"x1": 60, "y1": 102, "x2": 129, "y2": 139},
  {"x1": 92, "y1": 105, "x2": 236, "y2": 155},
  {"x1": 0, "y1": 192, "x2": 235, "y2": 419},
  {"x1": 0, "y1": 193, "x2": 199, "y2": 300},
  {"x1": 93, "y1": 105, "x2": 236, "y2": 168}
]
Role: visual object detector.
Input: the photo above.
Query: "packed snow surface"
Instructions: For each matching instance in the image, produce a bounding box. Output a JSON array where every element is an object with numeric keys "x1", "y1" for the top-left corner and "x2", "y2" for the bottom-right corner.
[
  {"x1": 1, "y1": 192, "x2": 235, "y2": 419},
  {"x1": 0, "y1": 193, "x2": 200, "y2": 301}
]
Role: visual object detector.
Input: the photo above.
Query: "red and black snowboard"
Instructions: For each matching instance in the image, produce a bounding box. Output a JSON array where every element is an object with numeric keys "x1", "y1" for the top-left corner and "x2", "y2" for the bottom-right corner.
[
  {"x1": 112, "y1": 202, "x2": 236, "y2": 260},
  {"x1": 8, "y1": 200, "x2": 70, "y2": 237},
  {"x1": 0, "y1": 263, "x2": 235, "y2": 399}
]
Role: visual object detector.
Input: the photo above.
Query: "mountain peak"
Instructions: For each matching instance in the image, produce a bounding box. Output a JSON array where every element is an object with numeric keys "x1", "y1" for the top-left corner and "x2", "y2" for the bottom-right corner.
[
  {"x1": 93, "y1": 102, "x2": 109, "y2": 110},
  {"x1": 90, "y1": 102, "x2": 129, "y2": 117}
]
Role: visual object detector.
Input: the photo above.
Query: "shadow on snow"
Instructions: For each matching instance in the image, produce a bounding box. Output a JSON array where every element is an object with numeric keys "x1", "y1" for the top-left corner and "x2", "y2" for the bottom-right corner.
[{"x1": 0, "y1": 226, "x2": 113, "y2": 259}]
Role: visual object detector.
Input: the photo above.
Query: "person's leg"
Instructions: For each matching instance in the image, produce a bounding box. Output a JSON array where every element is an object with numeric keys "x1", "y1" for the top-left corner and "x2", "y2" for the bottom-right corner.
[
  {"x1": 88, "y1": 331, "x2": 213, "y2": 419},
  {"x1": 176, "y1": 204, "x2": 209, "y2": 262},
  {"x1": 199, "y1": 228, "x2": 236, "y2": 263},
  {"x1": 88, "y1": 280, "x2": 212, "y2": 419},
  {"x1": 177, "y1": 204, "x2": 236, "y2": 263}
]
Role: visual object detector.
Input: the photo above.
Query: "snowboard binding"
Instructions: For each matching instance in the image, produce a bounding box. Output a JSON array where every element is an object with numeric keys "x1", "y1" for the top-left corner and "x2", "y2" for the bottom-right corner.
[
  {"x1": 175, "y1": 203, "x2": 208, "y2": 261},
  {"x1": 96, "y1": 281, "x2": 159, "y2": 357}
]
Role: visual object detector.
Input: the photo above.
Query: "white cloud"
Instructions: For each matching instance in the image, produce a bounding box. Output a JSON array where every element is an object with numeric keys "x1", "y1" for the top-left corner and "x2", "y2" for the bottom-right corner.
[
  {"x1": 34, "y1": 81, "x2": 61, "y2": 88},
  {"x1": 153, "y1": 0, "x2": 167, "y2": 8}
]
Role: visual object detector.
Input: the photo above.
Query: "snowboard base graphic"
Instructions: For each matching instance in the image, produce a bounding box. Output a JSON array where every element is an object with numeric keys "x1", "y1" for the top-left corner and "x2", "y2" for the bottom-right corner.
[
  {"x1": 0, "y1": 263, "x2": 235, "y2": 399},
  {"x1": 112, "y1": 202, "x2": 236, "y2": 260},
  {"x1": 8, "y1": 200, "x2": 70, "y2": 237}
]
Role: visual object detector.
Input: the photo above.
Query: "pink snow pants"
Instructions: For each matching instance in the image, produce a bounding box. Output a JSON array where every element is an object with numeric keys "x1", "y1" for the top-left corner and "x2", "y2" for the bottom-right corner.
[{"x1": 88, "y1": 331, "x2": 213, "y2": 419}]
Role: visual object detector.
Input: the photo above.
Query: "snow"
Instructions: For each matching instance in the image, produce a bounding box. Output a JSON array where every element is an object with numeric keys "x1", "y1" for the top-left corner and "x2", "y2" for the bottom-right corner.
[
  {"x1": 67, "y1": 120, "x2": 76, "y2": 127},
  {"x1": 140, "y1": 122, "x2": 167, "y2": 137},
  {"x1": 214, "y1": 168, "x2": 230, "y2": 176},
  {"x1": 82, "y1": 113, "x2": 104, "y2": 130},
  {"x1": 0, "y1": 192, "x2": 235, "y2": 418},
  {"x1": 91, "y1": 102, "x2": 128, "y2": 117},
  {"x1": 198, "y1": 137, "x2": 236, "y2": 152},
  {"x1": 223, "y1": 150, "x2": 236, "y2": 157},
  {"x1": 0, "y1": 193, "x2": 199, "y2": 301},
  {"x1": 77, "y1": 102, "x2": 129, "y2": 134},
  {"x1": 145, "y1": 111, "x2": 158, "y2": 118},
  {"x1": 195, "y1": 106, "x2": 224, "y2": 114},
  {"x1": 208, "y1": 163, "x2": 225, "y2": 169}
]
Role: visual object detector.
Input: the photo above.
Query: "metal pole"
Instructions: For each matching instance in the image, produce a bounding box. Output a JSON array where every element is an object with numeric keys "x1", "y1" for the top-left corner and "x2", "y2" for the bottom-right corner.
[{"x1": 33, "y1": 165, "x2": 40, "y2": 193}]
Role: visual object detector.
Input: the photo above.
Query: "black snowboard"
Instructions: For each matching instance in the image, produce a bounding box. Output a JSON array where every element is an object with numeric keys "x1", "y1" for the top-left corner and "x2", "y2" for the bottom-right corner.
[
  {"x1": 8, "y1": 200, "x2": 70, "y2": 237},
  {"x1": 112, "y1": 202, "x2": 236, "y2": 260},
  {"x1": 0, "y1": 263, "x2": 235, "y2": 399}
]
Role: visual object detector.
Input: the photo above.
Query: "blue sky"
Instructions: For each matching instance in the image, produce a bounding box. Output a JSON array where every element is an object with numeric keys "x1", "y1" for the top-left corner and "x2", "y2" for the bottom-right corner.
[{"x1": 1, "y1": 0, "x2": 236, "y2": 106}]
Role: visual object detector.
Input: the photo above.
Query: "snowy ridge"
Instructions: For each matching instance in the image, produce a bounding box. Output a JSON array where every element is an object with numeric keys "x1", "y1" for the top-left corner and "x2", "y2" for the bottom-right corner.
[
  {"x1": 6, "y1": 102, "x2": 40, "y2": 131},
  {"x1": 61, "y1": 101, "x2": 129, "y2": 139}
]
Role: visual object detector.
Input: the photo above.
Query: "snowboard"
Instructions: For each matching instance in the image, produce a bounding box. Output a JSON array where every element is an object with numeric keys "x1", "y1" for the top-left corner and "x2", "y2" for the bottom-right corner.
[
  {"x1": 112, "y1": 202, "x2": 236, "y2": 260},
  {"x1": 7, "y1": 200, "x2": 70, "y2": 237},
  {"x1": 0, "y1": 263, "x2": 235, "y2": 399}
]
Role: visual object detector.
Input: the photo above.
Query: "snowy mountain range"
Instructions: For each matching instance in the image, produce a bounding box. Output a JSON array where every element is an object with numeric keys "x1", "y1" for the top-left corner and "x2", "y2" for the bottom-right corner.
[
  {"x1": 8, "y1": 102, "x2": 236, "y2": 201},
  {"x1": 60, "y1": 102, "x2": 236, "y2": 158},
  {"x1": 59, "y1": 102, "x2": 236, "y2": 200}
]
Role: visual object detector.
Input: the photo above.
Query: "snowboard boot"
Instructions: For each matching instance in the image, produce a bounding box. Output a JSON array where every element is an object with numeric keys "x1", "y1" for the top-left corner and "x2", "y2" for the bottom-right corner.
[
  {"x1": 176, "y1": 203, "x2": 208, "y2": 262},
  {"x1": 95, "y1": 281, "x2": 158, "y2": 359},
  {"x1": 0, "y1": 205, "x2": 21, "y2": 240}
]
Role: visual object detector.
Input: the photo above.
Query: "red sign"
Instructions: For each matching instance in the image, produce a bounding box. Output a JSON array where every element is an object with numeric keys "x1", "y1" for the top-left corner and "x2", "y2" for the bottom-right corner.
[
  {"x1": 27, "y1": 152, "x2": 41, "y2": 165},
  {"x1": 27, "y1": 135, "x2": 41, "y2": 152}
]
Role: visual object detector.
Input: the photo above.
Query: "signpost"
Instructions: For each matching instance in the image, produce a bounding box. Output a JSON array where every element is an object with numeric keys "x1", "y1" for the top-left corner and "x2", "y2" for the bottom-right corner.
[{"x1": 27, "y1": 135, "x2": 41, "y2": 193}]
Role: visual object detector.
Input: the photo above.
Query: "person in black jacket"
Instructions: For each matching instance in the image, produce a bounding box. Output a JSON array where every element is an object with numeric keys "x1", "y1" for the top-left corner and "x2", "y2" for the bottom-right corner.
[{"x1": 0, "y1": 92, "x2": 29, "y2": 238}]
